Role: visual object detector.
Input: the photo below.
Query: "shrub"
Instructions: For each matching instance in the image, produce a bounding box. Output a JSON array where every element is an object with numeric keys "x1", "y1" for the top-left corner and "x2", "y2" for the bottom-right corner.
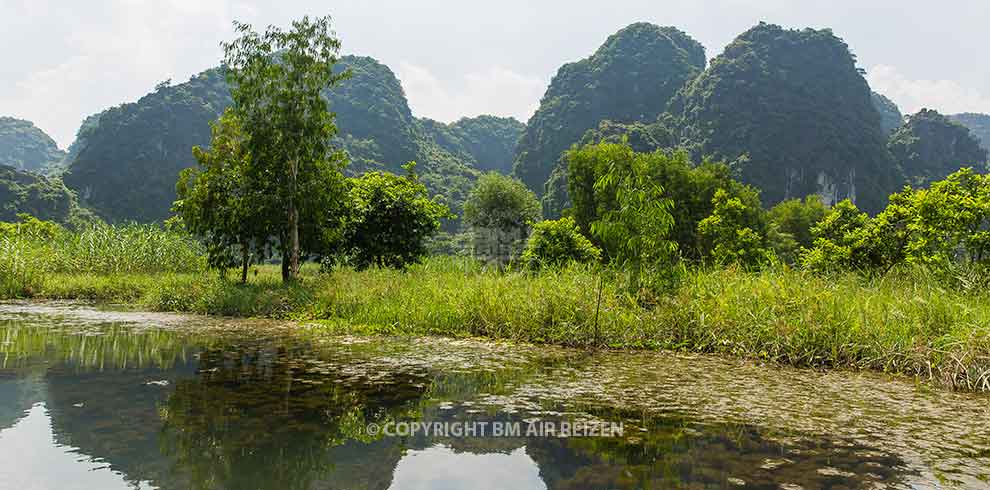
[{"x1": 520, "y1": 217, "x2": 601, "y2": 269}]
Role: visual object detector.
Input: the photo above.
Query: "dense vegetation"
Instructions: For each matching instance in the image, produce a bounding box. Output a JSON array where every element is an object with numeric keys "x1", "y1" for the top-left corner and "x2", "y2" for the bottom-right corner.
[
  {"x1": 949, "y1": 112, "x2": 990, "y2": 153},
  {"x1": 0, "y1": 165, "x2": 89, "y2": 223},
  {"x1": 872, "y1": 92, "x2": 904, "y2": 134},
  {"x1": 670, "y1": 23, "x2": 895, "y2": 214},
  {"x1": 512, "y1": 23, "x2": 706, "y2": 194},
  {"x1": 888, "y1": 109, "x2": 988, "y2": 187},
  {"x1": 0, "y1": 117, "x2": 66, "y2": 173},
  {"x1": 420, "y1": 115, "x2": 524, "y2": 173},
  {"x1": 58, "y1": 55, "x2": 517, "y2": 224},
  {"x1": 63, "y1": 68, "x2": 232, "y2": 222}
]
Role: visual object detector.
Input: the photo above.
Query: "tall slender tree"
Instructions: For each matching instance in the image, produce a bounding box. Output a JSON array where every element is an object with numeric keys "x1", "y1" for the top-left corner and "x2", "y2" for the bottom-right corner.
[{"x1": 221, "y1": 16, "x2": 349, "y2": 282}]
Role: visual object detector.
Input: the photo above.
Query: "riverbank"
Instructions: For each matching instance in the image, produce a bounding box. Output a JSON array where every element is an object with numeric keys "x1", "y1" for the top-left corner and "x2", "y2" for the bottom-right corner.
[{"x1": 3, "y1": 257, "x2": 989, "y2": 391}]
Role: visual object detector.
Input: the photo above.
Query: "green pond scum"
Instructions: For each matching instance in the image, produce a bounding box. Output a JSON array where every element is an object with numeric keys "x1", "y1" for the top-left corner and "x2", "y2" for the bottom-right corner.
[{"x1": 0, "y1": 304, "x2": 989, "y2": 489}]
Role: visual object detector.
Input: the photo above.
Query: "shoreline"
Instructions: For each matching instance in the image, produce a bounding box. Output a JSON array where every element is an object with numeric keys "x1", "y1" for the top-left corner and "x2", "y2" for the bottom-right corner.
[{"x1": 3, "y1": 258, "x2": 988, "y2": 392}]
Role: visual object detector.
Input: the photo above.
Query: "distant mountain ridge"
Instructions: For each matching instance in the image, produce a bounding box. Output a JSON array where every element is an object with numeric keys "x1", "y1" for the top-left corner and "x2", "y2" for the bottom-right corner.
[
  {"x1": 0, "y1": 117, "x2": 66, "y2": 174},
  {"x1": 59, "y1": 56, "x2": 521, "y2": 223}
]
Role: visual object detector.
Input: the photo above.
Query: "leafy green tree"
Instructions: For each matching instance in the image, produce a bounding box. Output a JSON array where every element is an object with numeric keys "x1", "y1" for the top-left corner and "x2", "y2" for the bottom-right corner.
[
  {"x1": 337, "y1": 163, "x2": 451, "y2": 269},
  {"x1": 576, "y1": 142, "x2": 679, "y2": 290},
  {"x1": 697, "y1": 189, "x2": 773, "y2": 267},
  {"x1": 901, "y1": 168, "x2": 990, "y2": 266},
  {"x1": 463, "y1": 173, "x2": 541, "y2": 264},
  {"x1": 767, "y1": 195, "x2": 827, "y2": 263},
  {"x1": 567, "y1": 141, "x2": 762, "y2": 262},
  {"x1": 222, "y1": 16, "x2": 350, "y2": 281},
  {"x1": 174, "y1": 109, "x2": 263, "y2": 282},
  {"x1": 800, "y1": 199, "x2": 873, "y2": 272},
  {"x1": 520, "y1": 217, "x2": 601, "y2": 269}
]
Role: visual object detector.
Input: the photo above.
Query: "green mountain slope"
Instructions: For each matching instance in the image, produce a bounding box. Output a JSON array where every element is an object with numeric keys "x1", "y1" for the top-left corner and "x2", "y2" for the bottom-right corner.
[
  {"x1": 889, "y1": 109, "x2": 988, "y2": 187},
  {"x1": 0, "y1": 117, "x2": 66, "y2": 174},
  {"x1": 420, "y1": 115, "x2": 524, "y2": 174},
  {"x1": 61, "y1": 56, "x2": 509, "y2": 223},
  {"x1": 511, "y1": 22, "x2": 706, "y2": 194},
  {"x1": 872, "y1": 92, "x2": 903, "y2": 134},
  {"x1": 949, "y1": 113, "x2": 990, "y2": 153},
  {"x1": 669, "y1": 23, "x2": 895, "y2": 213},
  {"x1": 0, "y1": 164, "x2": 89, "y2": 223}
]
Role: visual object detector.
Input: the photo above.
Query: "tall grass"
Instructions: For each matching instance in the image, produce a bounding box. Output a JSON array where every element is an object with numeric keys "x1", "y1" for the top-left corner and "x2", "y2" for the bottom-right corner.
[
  {"x1": 0, "y1": 223, "x2": 204, "y2": 297},
  {"x1": 2, "y1": 248, "x2": 989, "y2": 391}
]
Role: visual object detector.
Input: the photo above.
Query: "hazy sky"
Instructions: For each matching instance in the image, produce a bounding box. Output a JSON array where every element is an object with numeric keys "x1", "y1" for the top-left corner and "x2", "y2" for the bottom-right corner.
[{"x1": 3, "y1": 0, "x2": 988, "y2": 148}]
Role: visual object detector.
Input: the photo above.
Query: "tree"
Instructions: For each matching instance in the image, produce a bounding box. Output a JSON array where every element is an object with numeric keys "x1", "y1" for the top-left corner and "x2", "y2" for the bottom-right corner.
[
  {"x1": 174, "y1": 109, "x2": 262, "y2": 282},
  {"x1": 697, "y1": 189, "x2": 773, "y2": 268},
  {"x1": 338, "y1": 163, "x2": 451, "y2": 269},
  {"x1": 222, "y1": 16, "x2": 350, "y2": 282},
  {"x1": 575, "y1": 142, "x2": 679, "y2": 291},
  {"x1": 462, "y1": 173, "x2": 541, "y2": 264},
  {"x1": 767, "y1": 195, "x2": 827, "y2": 263},
  {"x1": 520, "y1": 217, "x2": 601, "y2": 269},
  {"x1": 800, "y1": 199, "x2": 873, "y2": 272}
]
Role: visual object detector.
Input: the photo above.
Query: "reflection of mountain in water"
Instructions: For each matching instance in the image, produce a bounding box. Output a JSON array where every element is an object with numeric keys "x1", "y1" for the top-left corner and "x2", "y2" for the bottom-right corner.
[{"x1": 1, "y1": 319, "x2": 916, "y2": 490}]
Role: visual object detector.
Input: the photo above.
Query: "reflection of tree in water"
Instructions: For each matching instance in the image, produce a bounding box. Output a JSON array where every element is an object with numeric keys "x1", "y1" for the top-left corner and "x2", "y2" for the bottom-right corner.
[
  {"x1": 160, "y1": 343, "x2": 432, "y2": 490},
  {"x1": 4, "y1": 320, "x2": 921, "y2": 490}
]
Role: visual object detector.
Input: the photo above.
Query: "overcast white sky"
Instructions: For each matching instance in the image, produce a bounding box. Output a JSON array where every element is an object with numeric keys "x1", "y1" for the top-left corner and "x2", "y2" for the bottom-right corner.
[{"x1": 2, "y1": 0, "x2": 988, "y2": 148}]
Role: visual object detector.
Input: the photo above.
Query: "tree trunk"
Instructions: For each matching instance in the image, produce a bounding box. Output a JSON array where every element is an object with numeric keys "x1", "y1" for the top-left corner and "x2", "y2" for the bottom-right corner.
[
  {"x1": 285, "y1": 158, "x2": 300, "y2": 282},
  {"x1": 240, "y1": 243, "x2": 250, "y2": 284}
]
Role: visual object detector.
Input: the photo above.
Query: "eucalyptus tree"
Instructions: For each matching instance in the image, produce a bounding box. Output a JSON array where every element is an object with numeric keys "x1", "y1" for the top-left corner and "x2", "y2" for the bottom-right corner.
[{"x1": 221, "y1": 15, "x2": 349, "y2": 282}]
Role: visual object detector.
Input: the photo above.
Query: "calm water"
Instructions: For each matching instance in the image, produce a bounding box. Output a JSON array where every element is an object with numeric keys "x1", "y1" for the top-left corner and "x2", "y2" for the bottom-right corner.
[{"x1": 1, "y1": 304, "x2": 989, "y2": 490}]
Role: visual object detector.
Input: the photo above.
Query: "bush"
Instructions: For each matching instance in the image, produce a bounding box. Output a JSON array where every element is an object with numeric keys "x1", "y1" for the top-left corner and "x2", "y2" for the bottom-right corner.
[
  {"x1": 520, "y1": 217, "x2": 601, "y2": 269},
  {"x1": 337, "y1": 163, "x2": 451, "y2": 270}
]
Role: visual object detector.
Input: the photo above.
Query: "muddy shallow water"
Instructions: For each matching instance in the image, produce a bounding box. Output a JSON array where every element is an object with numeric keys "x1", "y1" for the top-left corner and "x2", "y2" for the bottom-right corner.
[{"x1": 0, "y1": 302, "x2": 988, "y2": 489}]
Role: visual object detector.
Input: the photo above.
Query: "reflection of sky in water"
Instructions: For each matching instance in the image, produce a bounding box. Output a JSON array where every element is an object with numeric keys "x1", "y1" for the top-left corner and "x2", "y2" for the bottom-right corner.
[
  {"x1": 0, "y1": 403, "x2": 154, "y2": 490},
  {"x1": 389, "y1": 445, "x2": 545, "y2": 490}
]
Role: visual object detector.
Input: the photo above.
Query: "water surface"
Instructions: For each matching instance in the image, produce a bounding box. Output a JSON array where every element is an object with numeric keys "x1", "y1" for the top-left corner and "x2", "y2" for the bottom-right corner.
[{"x1": 1, "y1": 303, "x2": 988, "y2": 489}]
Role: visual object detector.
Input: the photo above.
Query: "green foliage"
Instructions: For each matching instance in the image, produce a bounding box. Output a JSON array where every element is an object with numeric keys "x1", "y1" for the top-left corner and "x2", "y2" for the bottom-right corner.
[
  {"x1": 580, "y1": 143, "x2": 679, "y2": 291},
  {"x1": 0, "y1": 117, "x2": 66, "y2": 173},
  {"x1": 670, "y1": 22, "x2": 895, "y2": 213},
  {"x1": 512, "y1": 23, "x2": 705, "y2": 194},
  {"x1": 800, "y1": 200, "x2": 872, "y2": 272},
  {"x1": 888, "y1": 109, "x2": 988, "y2": 187},
  {"x1": 0, "y1": 216, "x2": 204, "y2": 296},
  {"x1": 60, "y1": 53, "x2": 492, "y2": 227},
  {"x1": 567, "y1": 141, "x2": 763, "y2": 263},
  {"x1": 338, "y1": 163, "x2": 451, "y2": 269},
  {"x1": 520, "y1": 217, "x2": 601, "y2": 269},
  {"x1": 799, "y1": 170, "x2": 990, "y2": 274},
  {"x1": 222, "y1": 15, "x2": 350, "y2": 281},
  {"x1": 871, "y1": 92, "x2": 903, "y2": 134},
  {"x1": 949, "y1": 113, "x2": 990, "y2": 154},
  {"x1": 174, "y1": 109, "x2": 264, "y2": 279},
  {"x1": 420, "y1": 115, "x2": 524, "y2": 174},
  {"x1": 697, "y1": 189, "x2": 773, "y2": 267},
  {"x1": 463, "y1": 173, "x2": 541, "y2": 262},
  {"x1": 63, "y1": 68, "x2": 232, "y2": 222},
  {"x1": 0, "y1": 164, "x2": 91, "y2": 224},
  {"x1": 767, "y1": 195, "x2": 827, "y2": 262}
]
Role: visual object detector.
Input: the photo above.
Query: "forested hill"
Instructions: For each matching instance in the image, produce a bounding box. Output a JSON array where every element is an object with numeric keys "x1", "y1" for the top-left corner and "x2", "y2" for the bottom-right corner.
[
  {"x1": 0, "y1": 164, "x2": 88, "y2": 223},
  {"x1": 511, "y1": 23, "x2": 706, "y2": 194},
  {"x1": 419, "y1": 115, "x2": 524, "y2": 174},
  {"x1": 949, "y1": 113, "x2": 990, "y2": 153},
  {"x1": 0, "y1": 117, "x2": 67, "y2": 174},
  {"x1": 890, "y1": 109, "x2": 988, "y2": 186},
  {"x1": 60, "y1": 56, "x2": 513, "y2": 223},
  {"x1": 872, "y1": 92, "x2": 904, "y2": 134},
  {"x1": 670, "y1": 23, "x2": 895, "y2": 214}
]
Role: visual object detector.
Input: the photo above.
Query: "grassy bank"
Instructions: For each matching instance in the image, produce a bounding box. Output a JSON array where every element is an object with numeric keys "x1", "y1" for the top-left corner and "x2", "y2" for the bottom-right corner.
[{"x1": 3, "y1": 255, "x2": 989, "y2": 391}]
